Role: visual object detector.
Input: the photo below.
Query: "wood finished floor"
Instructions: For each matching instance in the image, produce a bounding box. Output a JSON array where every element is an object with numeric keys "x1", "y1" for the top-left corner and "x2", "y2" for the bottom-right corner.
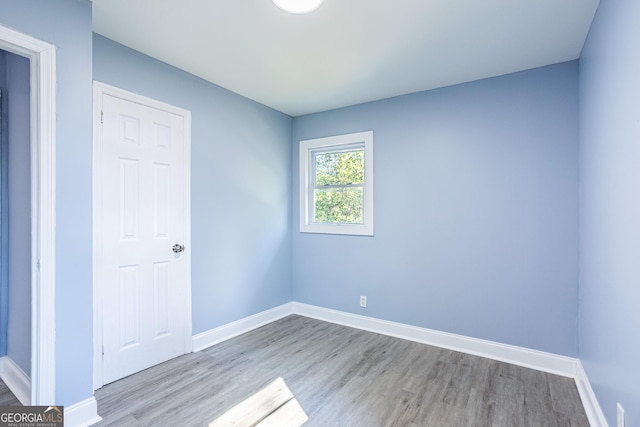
[
  {"x1": 95, "y1": 315, "x2": 589, "y2": 426},
  {"x1": 0, "y1": 380, "x2": 20, "y2": 406}
]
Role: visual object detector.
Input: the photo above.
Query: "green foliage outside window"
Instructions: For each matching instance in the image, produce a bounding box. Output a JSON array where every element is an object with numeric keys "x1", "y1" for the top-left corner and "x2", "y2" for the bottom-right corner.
[{"x1": 313, "y1": 149, "x2": 365, "y2": 224}]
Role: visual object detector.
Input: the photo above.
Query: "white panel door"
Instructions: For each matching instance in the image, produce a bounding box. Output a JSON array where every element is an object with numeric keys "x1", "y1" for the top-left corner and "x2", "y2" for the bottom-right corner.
[{"x1": 96, "y1": 90, "x2": 191, "y2": 385}]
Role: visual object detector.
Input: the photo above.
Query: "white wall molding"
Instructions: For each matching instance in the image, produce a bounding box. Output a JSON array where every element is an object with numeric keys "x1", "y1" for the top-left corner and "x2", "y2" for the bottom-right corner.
[
  {"x1": 0, "y1": 356, "x2": 31, "y2": 405},
  {"x1": 575, "y1": 361, "x2": 608, "y2": 427},
  {"x1": 292, "y1": 302, "x2": 579, "y2": 378},
  {"x1": 192, "y1": 303, "x2": 294, "y2": 352},
  {"x1": 64, "y1": 397, "x2": 102, "y2": 427}
]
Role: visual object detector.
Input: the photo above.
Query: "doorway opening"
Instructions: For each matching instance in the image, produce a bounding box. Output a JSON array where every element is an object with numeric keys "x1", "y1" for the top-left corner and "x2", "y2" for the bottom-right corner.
[
  {"x1": 0, "y1": 24, "x2": 56, "y2": 405},
  {"x1": 0, "y1": 48, "x2": 31, "y2": 405}
]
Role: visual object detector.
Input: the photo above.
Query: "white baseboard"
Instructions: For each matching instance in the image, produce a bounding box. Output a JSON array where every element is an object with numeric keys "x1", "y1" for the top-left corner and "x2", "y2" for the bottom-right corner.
[
  {"x1": 64, "y1": 396, "x2": 102, "y2": 427},
  {"x1": 192, "y1": 303, "x2": 294, "y2": 352},
  {"x1": 575, "y1": 361, "x2": 608, "y2": 427},
  {"x1": 191, "y1": 301, "x2": 606, "y2": 425},
  {"x1": 0, "y1": 356, "x2": 31, "y2": 405},
  {"x1": 0, "y1": 357, "x2": 101, "y2": 426},
  {"x1": 292, "y1": 302, "x2": 579, "y2": 378}
]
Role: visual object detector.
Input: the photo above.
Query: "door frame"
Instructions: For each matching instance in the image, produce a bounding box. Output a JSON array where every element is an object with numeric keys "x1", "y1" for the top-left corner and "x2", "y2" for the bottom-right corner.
[
  {"x1": 0, "y1": 25, "x2": 56, "y2": 405},
  {"x1": 92, "y1": 81, "x2": 192, "y2": 390}
]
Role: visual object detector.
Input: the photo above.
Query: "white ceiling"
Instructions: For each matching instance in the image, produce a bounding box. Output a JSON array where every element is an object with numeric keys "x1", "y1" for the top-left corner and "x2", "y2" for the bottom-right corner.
[{"x1": 92, "y1": 0, "x2": 599, "y2": 117}]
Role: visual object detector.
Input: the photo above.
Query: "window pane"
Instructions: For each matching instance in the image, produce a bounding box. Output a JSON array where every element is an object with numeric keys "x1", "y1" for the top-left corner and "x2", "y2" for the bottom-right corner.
[
  {"x1": 314, "y1": 187, "x2": 364, "y2": 224},
  {"x1": 314, "y1": 149, "x2": 364, "y2": 186}
]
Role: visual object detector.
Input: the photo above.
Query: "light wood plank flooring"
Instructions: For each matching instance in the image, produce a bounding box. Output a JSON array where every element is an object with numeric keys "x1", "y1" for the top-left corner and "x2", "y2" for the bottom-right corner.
[
  {"x1": 95, "y1": 315, "x2": 589, "y2": 426},
  {"x1": 0, "y1": 380, "x2": 21, "y2": 406}
]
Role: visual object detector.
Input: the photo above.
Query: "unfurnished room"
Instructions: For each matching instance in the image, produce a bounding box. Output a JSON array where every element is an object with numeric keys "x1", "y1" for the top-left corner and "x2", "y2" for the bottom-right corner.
[{"x1": 0, "y1": 0, "x2": 638, "y2": 426}]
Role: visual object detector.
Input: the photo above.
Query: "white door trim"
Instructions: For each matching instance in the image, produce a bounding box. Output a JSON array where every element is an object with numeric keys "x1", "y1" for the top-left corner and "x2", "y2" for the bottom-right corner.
[
  {"x1": 0, "y1": 24, "x2": 56, "y2": 405},
  {"x1": 92, "y1": 81, "x2": 192, "y2": 390}
]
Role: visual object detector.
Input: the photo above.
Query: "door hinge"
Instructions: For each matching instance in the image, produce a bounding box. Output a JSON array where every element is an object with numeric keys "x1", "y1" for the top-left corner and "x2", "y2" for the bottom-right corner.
[
  {"x1": 102, "y1": 345, "x2": 105, "y2": 358},
  {"x1": 100, "y1": 110, "x2": 104, "y2": 124}
]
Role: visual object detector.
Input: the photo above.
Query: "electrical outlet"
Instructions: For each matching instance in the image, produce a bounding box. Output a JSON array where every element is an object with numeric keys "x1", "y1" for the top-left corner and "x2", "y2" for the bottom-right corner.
[
  {"x1": 360, "y1": 295, "x2": 367, "y2": 308},
  {"x1": 617, "y1": 403, "x2": 625, "y2": 427}
]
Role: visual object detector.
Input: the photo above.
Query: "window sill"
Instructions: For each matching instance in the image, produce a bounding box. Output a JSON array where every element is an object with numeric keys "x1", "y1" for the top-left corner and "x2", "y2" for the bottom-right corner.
[{"x1": 300, "y1": 222, "x2": 373, "y2": 236}]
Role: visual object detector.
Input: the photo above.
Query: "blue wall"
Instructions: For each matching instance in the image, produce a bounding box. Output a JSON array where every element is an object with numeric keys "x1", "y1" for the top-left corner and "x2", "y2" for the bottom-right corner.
[
  {"x1": 0, "y1": 0, "x2": 94, "y2": 406},
  {"x1": 0, "y1": 50, "x2": 7, "y2": 358},
  {"x1": 579, "y1": 0, "x2": 640, "y2": 425},
  {"x1": 292, "y1": 62, "x2": 580, "y2": 357},
  {"x1": 93, "y1": 35, "x2": 293, "y2": 334},
  {"x1": 6, "y1": 50, "x2": 31, "y2": 377}
]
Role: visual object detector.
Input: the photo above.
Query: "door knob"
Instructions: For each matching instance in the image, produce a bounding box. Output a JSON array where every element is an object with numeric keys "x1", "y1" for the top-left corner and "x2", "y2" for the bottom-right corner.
[{"x1": 172, "y1": 244, "x2": 185, "y2": 253}]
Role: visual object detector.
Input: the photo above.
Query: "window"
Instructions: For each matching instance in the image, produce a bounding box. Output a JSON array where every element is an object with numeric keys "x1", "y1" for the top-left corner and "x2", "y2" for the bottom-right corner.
[{"x1": 299, "y1": 131, "x2": 373, "y2": 235}]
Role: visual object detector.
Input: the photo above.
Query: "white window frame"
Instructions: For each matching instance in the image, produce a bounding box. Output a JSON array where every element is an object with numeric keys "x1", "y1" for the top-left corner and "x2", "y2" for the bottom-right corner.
[{"x1": 299, "y1": 131, "x2": 374, "y2": 236}]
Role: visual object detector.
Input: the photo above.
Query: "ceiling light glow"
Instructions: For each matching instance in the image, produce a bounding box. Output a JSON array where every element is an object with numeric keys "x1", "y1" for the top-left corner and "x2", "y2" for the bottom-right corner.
[{"x1": 272, "y1": 0, "x2": 323, "y2": 14}]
